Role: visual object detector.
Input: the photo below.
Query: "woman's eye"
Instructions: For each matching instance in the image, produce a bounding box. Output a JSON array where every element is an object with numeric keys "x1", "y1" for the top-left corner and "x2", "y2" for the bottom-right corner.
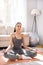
[
  {"x1": 18, "y1": 26, "x2": 19, "y2": 27},
  {"x1": 18, "y1": 26, "x2": 21, "y2": 28}
]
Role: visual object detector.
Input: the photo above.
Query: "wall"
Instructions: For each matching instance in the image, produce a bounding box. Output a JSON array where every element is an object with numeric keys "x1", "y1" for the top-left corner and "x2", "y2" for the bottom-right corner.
[
  {"x1": 37, "y1": 0, "x2": 43, "y2": 45},
  {"x1": 27, "y1": 0, "x2": 43, "y2": 45},
  {"x1": 27, "y1": 0, "x2": 37, "y2": 31}
]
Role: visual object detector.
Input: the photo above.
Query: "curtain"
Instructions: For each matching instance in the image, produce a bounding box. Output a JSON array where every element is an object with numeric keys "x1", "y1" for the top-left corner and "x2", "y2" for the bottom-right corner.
[{"x1": 0, "y1": 0, "x2": 27, "y2": 31}]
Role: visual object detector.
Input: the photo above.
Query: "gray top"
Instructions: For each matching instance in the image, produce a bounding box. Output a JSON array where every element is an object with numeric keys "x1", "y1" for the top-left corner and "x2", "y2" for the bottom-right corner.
[
  {"x1": 12, "y1": 37, "x2": 23, "y2": 48},
  {"x1": 12, "y1": 36, "x2": 24, "y2": 54}
]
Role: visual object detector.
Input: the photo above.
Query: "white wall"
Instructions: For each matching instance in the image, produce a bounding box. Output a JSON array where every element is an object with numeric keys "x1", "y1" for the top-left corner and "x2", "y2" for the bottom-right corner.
[
  {"x1": 27, "y1": 0, "x2": 43, "y2": 45},
  {"x1": 27, "y1": 0, "x2": 37, "y2": 32},
  {"x1": 37, "y1": 0, "x2": 43, "y2": 45}
]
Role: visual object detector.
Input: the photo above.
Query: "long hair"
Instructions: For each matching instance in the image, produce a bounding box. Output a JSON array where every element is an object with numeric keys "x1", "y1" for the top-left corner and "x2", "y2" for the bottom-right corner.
[{"x1": 14, "y1": 22, "x2": 22, "y2": 32}]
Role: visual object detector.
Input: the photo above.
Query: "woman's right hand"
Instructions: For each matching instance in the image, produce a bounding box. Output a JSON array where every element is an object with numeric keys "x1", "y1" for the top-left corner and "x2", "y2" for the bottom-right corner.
[{"x1": 2, "y1": 49, "x2": 6, "y2": 54}]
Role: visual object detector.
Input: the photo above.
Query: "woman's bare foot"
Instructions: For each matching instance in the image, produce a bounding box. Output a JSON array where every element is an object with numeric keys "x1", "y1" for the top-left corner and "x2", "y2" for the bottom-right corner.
[
  {"x1": 2, "y1": 49, "x2": 6, "y2": 53},
  {"x1": 22, "y1": 55, "x2": 32, "y2": 60},
  {"x1": 17, "y1": 54, "x2": 32, "y2": 60},
  {"x1": 2, "y1": 56, "x2": 9, "y2": 62}
]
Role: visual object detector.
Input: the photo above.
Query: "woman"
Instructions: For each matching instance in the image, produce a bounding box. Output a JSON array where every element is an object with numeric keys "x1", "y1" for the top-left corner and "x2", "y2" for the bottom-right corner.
[{"x1": 3, "y1": 22, "x2": 37, "y2": 61}]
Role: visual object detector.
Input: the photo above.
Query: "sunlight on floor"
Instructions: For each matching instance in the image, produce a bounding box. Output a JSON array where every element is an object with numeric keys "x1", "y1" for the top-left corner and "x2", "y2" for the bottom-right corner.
[{"x1": 35, "y1": 54, "x2": 43, "y2": 61}]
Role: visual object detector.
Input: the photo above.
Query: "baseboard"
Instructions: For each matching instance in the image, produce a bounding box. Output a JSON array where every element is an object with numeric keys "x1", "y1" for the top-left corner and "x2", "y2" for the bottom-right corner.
[{"x1": 0, "y1": 47, "x2": 7, "y2": 50}]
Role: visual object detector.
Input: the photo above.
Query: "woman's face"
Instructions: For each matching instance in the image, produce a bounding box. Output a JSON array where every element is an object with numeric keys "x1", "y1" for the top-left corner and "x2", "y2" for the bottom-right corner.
[{"x1": 16, "y1": 23, "x2": 22, "y2": 33}]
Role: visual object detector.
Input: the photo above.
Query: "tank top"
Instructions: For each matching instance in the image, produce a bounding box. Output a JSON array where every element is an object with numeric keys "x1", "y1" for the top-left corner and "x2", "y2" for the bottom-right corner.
[
  {"x1": 12, "y1": 36, "x2": 23, "y2": 48},
  {"x1": 12, "y1": 36, "x2": 24, "y2": 54}
]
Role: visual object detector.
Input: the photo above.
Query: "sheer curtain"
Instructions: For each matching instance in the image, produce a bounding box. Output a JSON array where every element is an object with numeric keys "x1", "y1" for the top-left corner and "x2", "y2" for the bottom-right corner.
[
  {"x1": 10, "y1": 0, "x2": 27, "y2": 31},
  {"x1": 0, "y1": 0, "x2": 27, "y2": 31},
  {"x1": 0, "y1": 0, "x2": 5, "y2": 26}
]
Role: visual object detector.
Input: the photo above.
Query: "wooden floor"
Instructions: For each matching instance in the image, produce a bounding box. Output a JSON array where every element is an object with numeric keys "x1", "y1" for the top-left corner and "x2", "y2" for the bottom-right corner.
[
  {"x1": 0, "y1": 50, "x2": 43, "y2": 65},
  {"x1": 0, "y1": 45, "x2": 43, "y2": 65}
]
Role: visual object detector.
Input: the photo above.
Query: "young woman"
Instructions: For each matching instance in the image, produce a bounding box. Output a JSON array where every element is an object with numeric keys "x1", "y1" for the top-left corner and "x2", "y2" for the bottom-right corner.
[{"x1": 3, "y1": 22, "x2": 37, "y2": 61}]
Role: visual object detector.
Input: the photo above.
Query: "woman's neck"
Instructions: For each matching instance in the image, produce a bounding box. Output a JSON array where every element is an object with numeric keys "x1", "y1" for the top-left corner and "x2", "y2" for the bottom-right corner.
[
  {"x1": 16, "y1": 31, "x2": 21, "y2": 35},
  {"x1": 15, "y1": 32, "x2": 22, "y2": 39}
]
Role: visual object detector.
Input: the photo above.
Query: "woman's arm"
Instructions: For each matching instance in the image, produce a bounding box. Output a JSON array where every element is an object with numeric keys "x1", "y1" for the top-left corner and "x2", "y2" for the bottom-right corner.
[
  {"x1": 22, "y1": 34, "x2": 28, "y2": 48},
  {"x1": 3, "y1": 33, "x2": 14, "y2": 53},
  {"x1": 22, "y1": 34, "x2": 34, "y2": 50}
]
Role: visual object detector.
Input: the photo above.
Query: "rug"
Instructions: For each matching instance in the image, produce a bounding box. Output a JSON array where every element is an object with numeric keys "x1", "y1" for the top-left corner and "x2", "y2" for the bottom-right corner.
[
  {"x1": 0, "y1": 48, "x2": 43, "y2": 65},
  {"x1": 8, "y1": 61, "x2": 43, "y2": 65}
]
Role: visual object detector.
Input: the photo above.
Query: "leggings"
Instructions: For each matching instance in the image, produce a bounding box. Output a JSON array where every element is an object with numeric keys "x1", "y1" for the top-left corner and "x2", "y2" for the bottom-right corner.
[{"x1": 4, "y1": 49, "x2": 37, "y2": 60}]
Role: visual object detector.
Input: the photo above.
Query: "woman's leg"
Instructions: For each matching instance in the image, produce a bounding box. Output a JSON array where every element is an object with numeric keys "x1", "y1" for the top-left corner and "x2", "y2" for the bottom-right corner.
[
  {"x1": 22, "y1": 49, "x2": 37, "y2": 58},
  {"x1": 3, "y1": 50, "x2": 19, "y2": 61},
  {"x1": 26, "y1": 50, "x2": 37, "y2": 58}
]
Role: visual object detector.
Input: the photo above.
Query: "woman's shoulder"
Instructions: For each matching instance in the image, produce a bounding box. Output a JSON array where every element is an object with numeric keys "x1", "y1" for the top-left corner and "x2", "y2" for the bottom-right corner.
[
  {"x1": 21, "y1": 33, "x2": 28, "y2": 38},
  {"x1": 10, "y1": 32, "x2": 15, "y2": 38},
  {"x1": 21, "y1": 33, "x2": 26, "y2": 38}
]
